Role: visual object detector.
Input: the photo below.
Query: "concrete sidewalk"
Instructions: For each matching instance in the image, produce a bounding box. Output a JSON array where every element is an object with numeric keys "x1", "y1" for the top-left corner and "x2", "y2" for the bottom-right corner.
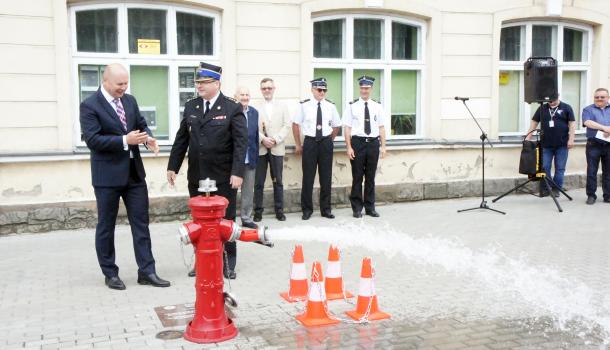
[{"x1": 1, "y1": 189, "x2": 610, "y2": 349}]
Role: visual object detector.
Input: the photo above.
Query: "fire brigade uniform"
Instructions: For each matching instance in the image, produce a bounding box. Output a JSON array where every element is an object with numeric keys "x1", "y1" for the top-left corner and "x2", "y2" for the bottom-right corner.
[{"x1": 343, "y1": 76, "x2": 385, "y2": 216}]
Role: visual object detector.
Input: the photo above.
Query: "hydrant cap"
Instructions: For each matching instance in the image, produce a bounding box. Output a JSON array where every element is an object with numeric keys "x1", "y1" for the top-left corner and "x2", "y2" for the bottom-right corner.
[{"x1": 188, "y1": 195, "x2": 229, "y2": 219}]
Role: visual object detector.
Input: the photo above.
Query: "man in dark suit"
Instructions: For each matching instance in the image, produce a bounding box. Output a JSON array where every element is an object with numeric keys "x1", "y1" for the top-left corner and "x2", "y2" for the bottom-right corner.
[
  {"x1": 80, "y1": 63, "x2": 170, "y2": 290},
  {"x1": 167, "y1": 62, "x2": 248, "y2": 280}
]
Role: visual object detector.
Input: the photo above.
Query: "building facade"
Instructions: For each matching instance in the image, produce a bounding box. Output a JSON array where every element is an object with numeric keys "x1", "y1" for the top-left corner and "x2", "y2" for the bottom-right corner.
[{"x1": 1, "y1": 0, "x2": 609, "y2": 232}]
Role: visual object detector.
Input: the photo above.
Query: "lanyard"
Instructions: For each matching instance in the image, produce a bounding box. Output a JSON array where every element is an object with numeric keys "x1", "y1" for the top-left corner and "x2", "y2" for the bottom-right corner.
[{"x1": 548, "y1": 106, "x2": 559, "y2": 120}]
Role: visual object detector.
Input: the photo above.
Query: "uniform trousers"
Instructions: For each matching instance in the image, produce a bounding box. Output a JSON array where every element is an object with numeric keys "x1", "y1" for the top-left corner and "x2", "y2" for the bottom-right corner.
[
  {"x1": 301, "y1": 135, "x2": 333, "y2": 215},
  {"x1": 188, "y1": 182, "x2": 237, "y2": 271},
  {"x1": 349, "y1": 136, "x2": 380, "y2": 213}
]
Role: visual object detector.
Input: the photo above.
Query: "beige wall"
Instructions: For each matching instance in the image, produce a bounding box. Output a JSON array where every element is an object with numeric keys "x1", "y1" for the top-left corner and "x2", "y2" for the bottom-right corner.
[{"x1": 1, "y1": 0, "x2": 609, "y2": 206}]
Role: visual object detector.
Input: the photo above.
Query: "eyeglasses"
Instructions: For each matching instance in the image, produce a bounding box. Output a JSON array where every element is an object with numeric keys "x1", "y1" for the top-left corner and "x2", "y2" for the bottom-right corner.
[
  {"x1": 594, "y1": 96, "x2": 608, "y2": 99},
  {"x1": 261, "y1": 87, "x2": 274, "y2": 91},
  {"x1": 316, "y1": 89, "x2": 327, "y2": 93}
]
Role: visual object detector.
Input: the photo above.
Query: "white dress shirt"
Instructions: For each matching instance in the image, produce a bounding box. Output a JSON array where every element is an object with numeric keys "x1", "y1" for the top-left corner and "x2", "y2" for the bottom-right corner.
[
  {"x1": 100, "y1": 86, "x2": 131, "y2": 155},
  {"x1": 293, "y1": 98, "x2": 341, "y2": 137},
  {"x1": 342, "y1": 97, "x2": 386, "y2": 138}
]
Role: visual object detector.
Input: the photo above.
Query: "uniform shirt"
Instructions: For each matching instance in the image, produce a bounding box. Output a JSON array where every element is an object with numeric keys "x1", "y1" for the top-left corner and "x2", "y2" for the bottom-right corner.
[
  {"x1": 532, "y1": 101, "x2": 575, "y2": 148},
  {"x1": 342, "y1": 97, "x2": 385, "y2": 138},
  {"x1": 583, "y1": 102, "x2": 610, "y2": 139},
  {"x1": 293, "y1": 98, "x2": 341, "y2": 137}
]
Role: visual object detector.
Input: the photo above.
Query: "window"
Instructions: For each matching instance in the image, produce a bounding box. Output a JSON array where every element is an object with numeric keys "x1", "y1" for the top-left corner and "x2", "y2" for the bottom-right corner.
[
  {"x1": 498, "y1": 22, "x2": 591, "y2": 135},
  {"x1": 313, "y1": 15, "x2": 425, "y2": 139},
  {"x1": 70, "y1": 3, "x2": 220, "y2": 144}
]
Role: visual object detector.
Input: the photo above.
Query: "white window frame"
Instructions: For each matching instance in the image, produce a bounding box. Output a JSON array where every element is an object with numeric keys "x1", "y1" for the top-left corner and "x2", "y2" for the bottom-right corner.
[
  {"x1": 499, "y1": 21, "x2": 592, "y2": 136},
  {"x1": 69, "y1": 3, "x2": 221, "y2": 147},
  {"x1": 312, "y1": 14, "x2": 426, "y2": 140}
]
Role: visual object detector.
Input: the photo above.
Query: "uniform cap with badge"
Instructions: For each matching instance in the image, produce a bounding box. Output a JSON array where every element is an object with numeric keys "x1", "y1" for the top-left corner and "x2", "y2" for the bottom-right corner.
[
  {"x1": 358, "y1": 75, "x2": 375, "y2": 87},
  {"x1": 195, "y1": 62, "x2": 222, "y2": 82},
  {"x1": 310, "y1": 77, "x2": 327, "y2": 90}
]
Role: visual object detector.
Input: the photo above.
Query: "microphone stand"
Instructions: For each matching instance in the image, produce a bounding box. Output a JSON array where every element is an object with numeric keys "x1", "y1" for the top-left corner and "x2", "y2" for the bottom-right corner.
[{"x1": 456, "y1": 98, "x2": 505, "y2": 215}]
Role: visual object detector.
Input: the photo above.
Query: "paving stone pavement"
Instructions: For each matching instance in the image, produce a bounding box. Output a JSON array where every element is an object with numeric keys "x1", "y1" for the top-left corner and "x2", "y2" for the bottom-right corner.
[{"x1": 2, "y1": 189, "x2": 610, "y2": 349}]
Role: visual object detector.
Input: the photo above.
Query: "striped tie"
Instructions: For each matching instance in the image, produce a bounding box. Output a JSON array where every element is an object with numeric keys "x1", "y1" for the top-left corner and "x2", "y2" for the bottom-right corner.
[{"x1": 113, "y1": 98, "x2": 127, "y2": 131}]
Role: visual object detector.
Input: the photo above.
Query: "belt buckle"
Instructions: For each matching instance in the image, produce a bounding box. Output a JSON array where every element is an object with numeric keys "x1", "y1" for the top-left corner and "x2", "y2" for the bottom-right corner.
[{"x1": 365, "y1": 138, "x2": 370, "y2": 143}]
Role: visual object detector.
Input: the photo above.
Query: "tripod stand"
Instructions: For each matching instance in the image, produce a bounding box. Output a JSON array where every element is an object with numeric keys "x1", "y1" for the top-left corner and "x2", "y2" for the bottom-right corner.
[
  {"x1": 492, "y1": 110, "x2": 573, "y2": 212},
  {"x1": 456, "y1": 98, "x2": 505, "y2": 215}
]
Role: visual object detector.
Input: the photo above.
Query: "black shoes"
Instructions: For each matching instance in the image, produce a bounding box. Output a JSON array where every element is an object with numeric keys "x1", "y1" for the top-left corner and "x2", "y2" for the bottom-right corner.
[
  {"x1": 223, "y1": 269, "x2": 236, "y2": 279},
  {"x1": 321, "y1": 212, "x2": 335, "y2": 219},
  {"x1": 353, "y1": 211, "x2": 362, "y2": 218},
  {"x1": 365, "y1": 210, "x2": 380, "y2": 217},
  {"x1": 587, "y1": 196, "x2": 596, "y2": 205},
  {"x1": 302, "y1": 212, "x2": 312, "y2": 220},
  {"x1": 137, "y1": 273, "x2": 171, "y2": 287},
  {"x1": 253, "y1": 212, "x2": 262, "y2": 222},
  {"x1": 188, "y1": 268, "x2": 195, "y2": 277},
  {"x1": 105, "y1": 276, "x2": 126, "y2": 290},
  {"x1": 276, "y1": 210, "x2": 286, "y2": 221},
  {"x1": 242, "y1": 221, "x2": 258, "y2": 229}
]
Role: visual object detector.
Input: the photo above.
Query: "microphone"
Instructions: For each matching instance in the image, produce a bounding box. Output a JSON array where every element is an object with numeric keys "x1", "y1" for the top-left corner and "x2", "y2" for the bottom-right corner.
[{"x1": 454, "y1": 96, "x2": 469, "y2": 101}]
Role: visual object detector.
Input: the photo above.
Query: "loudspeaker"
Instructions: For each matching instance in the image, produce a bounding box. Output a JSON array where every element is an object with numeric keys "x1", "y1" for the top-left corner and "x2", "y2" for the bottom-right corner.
[{"x1": 524, "y1": 57, "x2": 558, "y2": 103}]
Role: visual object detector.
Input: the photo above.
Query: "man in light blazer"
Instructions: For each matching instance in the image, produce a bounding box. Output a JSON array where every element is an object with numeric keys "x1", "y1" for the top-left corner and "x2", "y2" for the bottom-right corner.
[{"x1": 253, "y1": 78, "x2": 292, "y2": 221}]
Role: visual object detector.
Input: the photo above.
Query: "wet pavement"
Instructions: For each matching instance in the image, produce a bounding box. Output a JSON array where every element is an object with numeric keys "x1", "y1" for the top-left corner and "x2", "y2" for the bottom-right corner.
[{"x1": 2, "y1": 189, "x2": 610, "y2": 349}]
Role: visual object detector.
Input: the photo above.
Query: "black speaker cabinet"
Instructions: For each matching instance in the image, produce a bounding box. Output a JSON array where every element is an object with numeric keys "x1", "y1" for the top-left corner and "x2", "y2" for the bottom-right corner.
[{"x1": 524, "y1": 57, "x2": 558, "y2": 103}]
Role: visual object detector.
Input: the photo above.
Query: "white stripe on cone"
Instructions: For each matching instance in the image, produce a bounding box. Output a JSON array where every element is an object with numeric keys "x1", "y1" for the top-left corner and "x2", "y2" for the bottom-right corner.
[
  {"x1": 358, "y1": 278, "x2": 374, "y2": 297},
  {"x1": 308, "y1": 282, "x2": 326, "y2": 302},
  {"x1": 291, "y1": 263, "x2": 307, "y2": 280},
  {"x1": 326, "y1": 261, "x2": 342, "y2": 278}
]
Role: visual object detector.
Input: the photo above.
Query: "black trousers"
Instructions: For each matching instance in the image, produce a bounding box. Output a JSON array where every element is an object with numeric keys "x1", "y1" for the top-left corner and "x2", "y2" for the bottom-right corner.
[
  {"x1": 585, "y1": 138, "x2": 610, "y2": 200},
  {"x1": 301, "y1": 136, "x2": 333, "y2": 214},
  {"x1": 350, "y1": 137, "x2": 380, "y2": 212},
  {"x1": 188, "y1": 181, "x2": 237, "y2": 271},
  {"x1": 94, "y1": 161, "x2": 155, "y2": 278},
  {"x1": 254, "y1": 153, "x2": 284, "y2": 214}
]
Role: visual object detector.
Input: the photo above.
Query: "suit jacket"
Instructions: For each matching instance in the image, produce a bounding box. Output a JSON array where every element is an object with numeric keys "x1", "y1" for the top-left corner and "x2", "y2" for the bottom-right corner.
[
  {"x1": 245, "y1": 106, "x2": 259, "y2": 169},
  {"x1": 167, "y1": 93, "x2": 248, "y2": 186},
  {"x1": 255, "y1": 99, "x2": 292, "y2": 156},
  {"x1": 80, "y1": 89, "x2": 151, "y2": 187}
]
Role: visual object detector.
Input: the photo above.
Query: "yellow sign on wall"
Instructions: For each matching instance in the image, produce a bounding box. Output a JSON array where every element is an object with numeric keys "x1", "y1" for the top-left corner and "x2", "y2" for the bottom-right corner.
[
  {"x1": 499, "y1": 72, "x2": 510, "y2": 85},
  {"x1": 137, "y1": 39, "x2": 160, "y2": 55}
]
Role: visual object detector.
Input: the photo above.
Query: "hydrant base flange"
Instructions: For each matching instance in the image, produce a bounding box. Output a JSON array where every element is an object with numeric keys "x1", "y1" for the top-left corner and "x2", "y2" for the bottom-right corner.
[{"x1": 184, "y1": 318, "x2": 238, "y2": 344}]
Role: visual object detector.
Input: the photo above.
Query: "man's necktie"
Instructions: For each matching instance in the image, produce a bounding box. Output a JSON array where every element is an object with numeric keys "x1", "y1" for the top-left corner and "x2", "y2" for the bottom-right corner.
[
  {"x1": 112, "y1": 98, "x2": 127, "y2": 131},
  {"x1": 364, "y1": 101, "x2": 371, "y2": 135},
  {"x1": 204, "y1": 100, "x2": 210, "y2": 115},
  {"x1": 316, "y1": 102, "x2": 323, "y2": 141}
]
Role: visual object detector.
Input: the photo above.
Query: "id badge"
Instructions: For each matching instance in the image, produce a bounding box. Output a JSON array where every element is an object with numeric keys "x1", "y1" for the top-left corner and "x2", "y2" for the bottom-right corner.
[{"x1": 549, "y1": 120, "x2": 555, "y2": 128}]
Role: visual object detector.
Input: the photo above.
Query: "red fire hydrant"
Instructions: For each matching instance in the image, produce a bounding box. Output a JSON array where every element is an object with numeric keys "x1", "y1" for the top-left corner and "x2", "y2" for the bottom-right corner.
[{"x1": 178, "y1": 178, "x2": 272, "y2": 344}]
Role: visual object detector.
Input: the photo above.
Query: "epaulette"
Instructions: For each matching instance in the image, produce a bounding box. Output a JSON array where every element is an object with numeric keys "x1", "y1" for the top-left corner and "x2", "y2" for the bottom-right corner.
[
  {"x1": 371, "y1": 98, "x2": 381, "y2": 104},
  {"x1": 300, "y1": 98, "x2": 310, "y2": 104},
  {"x1": 326, "y1": 99, "x2": 335, "y2": 105},
  {"x1": 225, "y1": 96, "x2": 239, "y2": 104},
  {"x1": 349, "y1": 98, "x2": 359, "y2": 104}
]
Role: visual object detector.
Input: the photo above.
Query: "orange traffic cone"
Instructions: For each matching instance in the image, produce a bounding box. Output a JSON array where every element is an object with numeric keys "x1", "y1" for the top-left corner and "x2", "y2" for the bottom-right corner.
[
  {"x1": 325, "y1": 245, "x2": 353, "y2": 300},
  {"x1": 346, "y1": 257, "x2": 391, "y2": 321},
  {"x1": 296, "y1": 261, "x2": 340, "y2": 327},
  {"x1": 280, "y1": 245, "x2": 308, "y2": 302}
]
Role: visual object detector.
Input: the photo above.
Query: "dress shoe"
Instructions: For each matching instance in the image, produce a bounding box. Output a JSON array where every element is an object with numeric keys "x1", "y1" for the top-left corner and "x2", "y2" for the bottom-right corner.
[
  {"x1": 551, "y1": 188, "x2": 560, "y2": 197},
  {"x1": 242, "y1": 221, "x2": 258, "y2": 229},
  {"x1": 253, "y1": 212, "x2": 262, "y2": 222},
  {"x1": 365, "y1": 210, "x2": 380, "y2": 217},
  {"x1": 223, "y1": 269, "x2": 237, "y2": 279},
  {"x1": 604, "y1": 198, "x2": 610, "y2": 203},
  {"x1": 137, "y1": 273, "x2": 171, "y2": 287},
  {"x1": 302, "y1": 212, "x2": 312, "y2": 220},
  {"x1": 276, "y1": 211, "x2": 286, "y2": 221},
  {"x1": 586, "y1": 196, "x2": 596, "y2": 205},
  {"x1": 353, "y1": 211, "x2": 362, "y2": 218},
  {"x1": 188, "y1": 268, "x2": 195, "y2": 277},
  {"x1": 321, "y1": 212, "x2": 335, "y2": 219},
  {"x1": 105, "y1": 276, "x2": 126, "y2": 290}
]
